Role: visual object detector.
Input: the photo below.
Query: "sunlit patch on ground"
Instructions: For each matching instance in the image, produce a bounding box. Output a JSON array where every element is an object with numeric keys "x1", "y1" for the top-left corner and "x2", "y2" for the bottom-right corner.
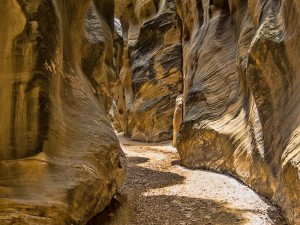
[{"x1": 88, "y1": 135, "x2": 286, "y2": 225}]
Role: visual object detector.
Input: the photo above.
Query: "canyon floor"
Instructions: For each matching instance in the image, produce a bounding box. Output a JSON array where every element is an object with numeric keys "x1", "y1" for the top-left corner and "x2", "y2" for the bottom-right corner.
[{"x1": 88, "y1": 134, "x2": 286, "y2": 225}]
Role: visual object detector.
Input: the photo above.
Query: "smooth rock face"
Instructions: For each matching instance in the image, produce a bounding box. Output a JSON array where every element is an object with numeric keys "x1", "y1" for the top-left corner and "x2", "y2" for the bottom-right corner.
[
  {"x1": 176, "y1": 0, "x2": 300, "y2": 223},
  {"x1": 115, "y1": 0, "x2": 183, "y2": 142},
  {"x1": 0, "y1": 1, "x2": 125, "y2": 224},
  {"x1": 82, "y1": 6, "x2": 115, "y2": 114},
  {"x1": 82, "y1": 8, "x2": 123, "y2": 114},
  {"x1": 173, "y1": 94, "x2": 183, "y2": 147}
]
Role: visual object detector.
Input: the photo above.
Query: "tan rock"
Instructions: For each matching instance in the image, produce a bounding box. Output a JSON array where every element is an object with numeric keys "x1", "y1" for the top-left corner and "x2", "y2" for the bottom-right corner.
[
  {"x1": 82, "y1": 5, "x2": 115, "y2": 114},
  {"x1": 115, "y1": 0, "x2": 183, "y2": 142},
  {"x1": 176, "y1": 0, "x2": 300, "y2": 223},
  {"x1": 173, "y1": 95, "x2": 183, "y2": 147},
  {"x1": 0, "y1": 1, "x2": 125, "y2": 224}
]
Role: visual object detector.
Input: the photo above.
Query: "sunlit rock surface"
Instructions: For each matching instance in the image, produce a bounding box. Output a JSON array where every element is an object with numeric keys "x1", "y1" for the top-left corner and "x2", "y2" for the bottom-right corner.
[
  {"x1": 114, "y1": 0, "x2": 183, "y2": 142},
  {"x1": 0, "y1": 1, "x2": 125, "y2": 224},
  {"x1": 176, "y1": 0, "x2": 300, "y2": 223},
  {"x1": 173, "y1": 94, "x2": 183, "y2": 147}
]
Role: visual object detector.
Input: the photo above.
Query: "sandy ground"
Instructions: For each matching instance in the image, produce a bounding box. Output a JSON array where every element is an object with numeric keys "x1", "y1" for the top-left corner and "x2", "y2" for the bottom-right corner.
[{"x1": 88, "y1": 135, "x2": 286, "y2": 225}]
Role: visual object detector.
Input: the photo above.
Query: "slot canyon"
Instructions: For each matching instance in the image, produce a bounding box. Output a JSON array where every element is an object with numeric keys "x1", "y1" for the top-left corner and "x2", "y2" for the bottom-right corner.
[{"x1": 0, "y1": 0, "x2": 299, "y2": 224}]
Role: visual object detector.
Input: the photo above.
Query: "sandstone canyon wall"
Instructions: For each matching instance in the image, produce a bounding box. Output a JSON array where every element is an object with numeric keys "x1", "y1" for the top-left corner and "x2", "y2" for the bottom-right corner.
[
  {"x1": 0, "y1": 1, "x2": 125, "y2": 224},
  {"x1": 1, "y1": 0, "x2": 300, "y2": 224},
  {"x1": 114, "y1": 0, "x2": 183, "y2": 142},
  {"x1": 176, "y1": 0, "x2": 300, "y2": 224}
]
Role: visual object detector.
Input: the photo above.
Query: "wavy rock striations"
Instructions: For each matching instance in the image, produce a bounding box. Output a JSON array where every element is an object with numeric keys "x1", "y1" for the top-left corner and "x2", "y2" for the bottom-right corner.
[
  {"x1": 176, "y1": 0, "x2": 300, "y2": 223},
  {"x1": 82, "y1": 6, "x2": 114, "y2": 114},
  {"x1": 0, "y1": 1, "x2": 125, "y2": 224},
  {"x1": 114, "y1": 0, "x2": 183, "y2": 142}
]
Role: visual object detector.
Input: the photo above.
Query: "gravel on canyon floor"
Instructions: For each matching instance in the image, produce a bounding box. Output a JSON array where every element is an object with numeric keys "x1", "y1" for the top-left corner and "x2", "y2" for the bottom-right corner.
[{"x1": 88, "y1": 135, "x2": 286, "y2": 225}]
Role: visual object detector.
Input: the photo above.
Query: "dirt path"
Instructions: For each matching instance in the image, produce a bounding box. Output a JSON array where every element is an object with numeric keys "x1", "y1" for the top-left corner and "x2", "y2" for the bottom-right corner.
[{"x1": 88, "y1": 135, "x2": 286, "y2": 225}]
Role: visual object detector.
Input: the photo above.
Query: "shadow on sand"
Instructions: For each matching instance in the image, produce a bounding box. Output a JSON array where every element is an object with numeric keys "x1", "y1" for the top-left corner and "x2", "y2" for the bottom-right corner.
[{"x1": 87, "y1": 156, "x2": 286, "y2": 225}]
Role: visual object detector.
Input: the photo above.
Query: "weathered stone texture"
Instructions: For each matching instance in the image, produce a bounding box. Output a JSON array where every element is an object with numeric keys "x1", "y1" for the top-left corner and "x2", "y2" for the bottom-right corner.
[
  {"x1": 115, "y1": 0, "x2": 183, "y2": 142},
  {"x1": 82, "y1": 7, "x2": 123, "y2": 114},
  {"x1": 0, "y1": 1, "x2": 125, "y2": 224},
  {"x1": 176, "y1": 0, "x2": 300, "y2": 223}
]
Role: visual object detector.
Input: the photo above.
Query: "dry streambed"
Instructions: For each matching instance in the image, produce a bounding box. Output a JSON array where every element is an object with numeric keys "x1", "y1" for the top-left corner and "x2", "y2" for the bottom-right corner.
[{"x1": 88, "y1": 136, "x2": 286, "y2": 225}]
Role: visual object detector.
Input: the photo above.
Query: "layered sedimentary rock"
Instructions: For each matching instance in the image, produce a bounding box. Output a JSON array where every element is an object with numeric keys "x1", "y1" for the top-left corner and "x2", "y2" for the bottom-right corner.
[
  {"x1": 82, "y1": 6, "x2": 113, "y2": 114},
  {"x1": 82, "y1": 8, "x2": 123, "y2": 114},
  {"x1": 114, "y1": 0, "x2": 183, "y2": 142},
  {"x1": 0, "y1": 1, "x2": 125, "y2": 224},
  {"x1": 176, "y1": 0, "x2": 300, "y2": 223}
]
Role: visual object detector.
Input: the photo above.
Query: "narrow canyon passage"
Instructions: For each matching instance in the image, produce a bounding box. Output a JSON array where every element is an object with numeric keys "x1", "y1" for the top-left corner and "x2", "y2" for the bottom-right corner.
[
  {"x1": 1, "y1": 1, "x2": 300, "y2": 224},
  {"x1": 88, "y1": 135, "x2": 286, "y2": 225}
]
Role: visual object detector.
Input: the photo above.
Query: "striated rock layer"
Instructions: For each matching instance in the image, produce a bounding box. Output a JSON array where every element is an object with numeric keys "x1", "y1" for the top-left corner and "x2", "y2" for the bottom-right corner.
[
  {"x1": 114, "y1": 0, "x2": 183, "y2": 142},
  {"x1": 0, "y1": 0, "x2": 125, "y2": 224},
  {"x1": 176, "y1": 0, "x2": 300, "y2": 224}
]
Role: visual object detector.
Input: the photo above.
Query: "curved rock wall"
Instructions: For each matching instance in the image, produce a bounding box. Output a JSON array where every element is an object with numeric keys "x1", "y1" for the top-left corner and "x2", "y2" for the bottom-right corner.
[
  {"x1": 82, "y1": 7, "x2": 123, "y2": 115},
  {"x1": 0, "y1": 1, "x2": 125, "y2": 224},
  {"x1": 115, "y1": 0, "x2": 183, "y2": 142},
  {"x1": 82, "y1": 6, "x2": 113, "y2": 114},
  {"x1": 176, "y1": 0, "x2": 300, "y2": 223},
  {"x1": 2, "y1": 0, "x2": 299, "y2": 223}
]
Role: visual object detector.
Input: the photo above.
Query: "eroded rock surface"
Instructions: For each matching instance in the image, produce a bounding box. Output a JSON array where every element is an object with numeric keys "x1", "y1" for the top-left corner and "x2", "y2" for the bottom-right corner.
[
  {"x1": 0, "y1": 1, "x2": 125, "y2": 224},
  {"x1": 114, "y1": 0, "x2": 183, "y2": 142},
  {"x1": 176, "y1": 0, "x2": 300, "y2": 223}
]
